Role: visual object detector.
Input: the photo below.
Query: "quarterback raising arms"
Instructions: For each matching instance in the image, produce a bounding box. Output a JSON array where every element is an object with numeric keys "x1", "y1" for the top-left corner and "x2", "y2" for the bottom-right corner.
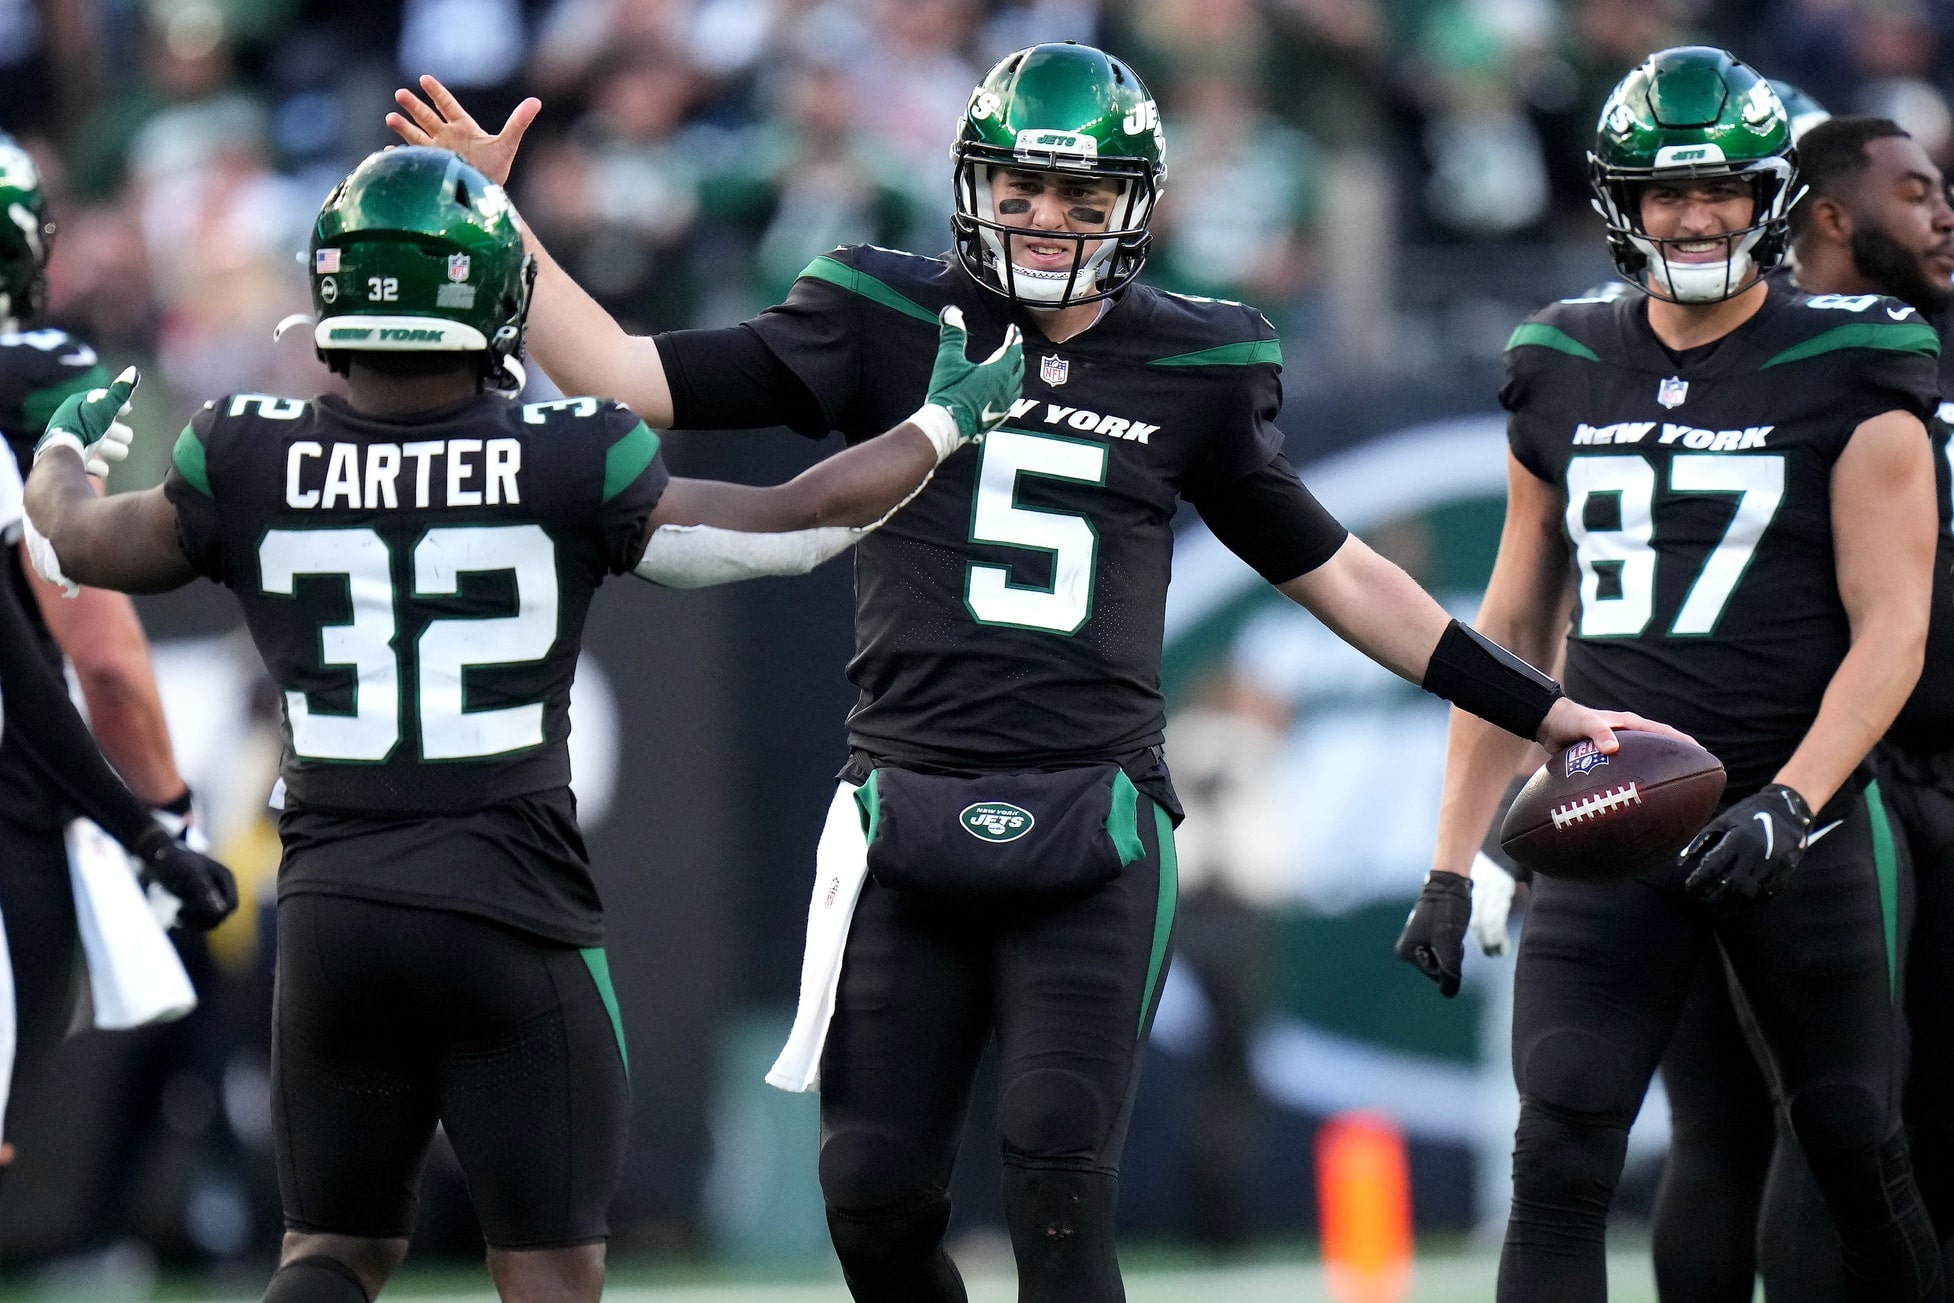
[{"x1": 392, "y1": 43, "x2": 1677, "y2": 1303}]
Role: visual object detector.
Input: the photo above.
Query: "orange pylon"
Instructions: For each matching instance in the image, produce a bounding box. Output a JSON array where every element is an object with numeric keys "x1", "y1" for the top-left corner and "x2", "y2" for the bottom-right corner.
[{"x1": 1317, "y1": 1110, "x2": 1414, "y2": 1303}]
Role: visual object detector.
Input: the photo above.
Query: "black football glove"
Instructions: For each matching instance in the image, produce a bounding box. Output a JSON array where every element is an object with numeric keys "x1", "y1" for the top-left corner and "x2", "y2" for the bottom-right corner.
[
  {"x1": 1680, "y1": 783, "x2": 1813, "y2": 915},
  {"x1": 131, "y1": 824, "x2": 238, "y2": 931},
  {"x1": 1395, "y1": 871, "x2": 1472, "y2": 997}
]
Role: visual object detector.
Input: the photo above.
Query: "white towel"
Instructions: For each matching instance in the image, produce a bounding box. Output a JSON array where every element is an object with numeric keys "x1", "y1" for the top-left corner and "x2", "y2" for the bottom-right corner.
[
  {"x1": 767, "y1": 781, "x2": 869, "y2": 1093},
  {"x1": 66, "y1": 820, "x2": 198, "y2": 1030},
  {"x1": 0, "y1": 901, "x2": 15, "y2": 1139}
]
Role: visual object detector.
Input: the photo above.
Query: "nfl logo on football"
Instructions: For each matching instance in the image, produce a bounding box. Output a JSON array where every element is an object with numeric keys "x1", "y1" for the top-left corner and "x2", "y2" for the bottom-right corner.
[
  {"x1": 1563, "y1": 739, "x2": 1610, "y2": 777},
  {"x1": 1657, "y1": 375, "x2": 1688, "y2": 409},
  {"x1": 1040, "y1": 354, "x2": 1068, "y2": 387},
  {"x1": 448, "y1": 253, "x2": 471, "y2": 283}
]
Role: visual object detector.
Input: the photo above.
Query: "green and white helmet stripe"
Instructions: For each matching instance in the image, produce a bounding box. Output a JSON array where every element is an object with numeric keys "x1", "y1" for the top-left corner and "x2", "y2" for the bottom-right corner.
[
  {"x1": 1589, "y1": 46, "x2": 1797, "y2": 304},
  {"x1": 951, "y1": 42, "x2": 1167, "y2": 307}
]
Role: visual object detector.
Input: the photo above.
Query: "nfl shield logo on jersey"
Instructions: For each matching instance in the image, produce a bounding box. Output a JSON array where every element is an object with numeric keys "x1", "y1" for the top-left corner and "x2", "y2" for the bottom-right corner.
[
  {"x1": 1657, "y1": 376, "x2": 1688, "y2": 409},
  {"x1": 448, "y1": 253, "x2": 471, "y2": 283},
  {"x1": 1040, "y1": 354, "x2": 1069, "y2": 387}
]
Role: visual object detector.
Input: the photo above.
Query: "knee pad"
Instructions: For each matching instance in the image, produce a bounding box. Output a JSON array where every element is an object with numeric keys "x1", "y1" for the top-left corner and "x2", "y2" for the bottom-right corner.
[
  {"x1": 1786, "y1": 1080, "x2": 1888, "y2": 1168},
  {"x1": 1509, "y1": 1097, "x2": 1631, "y2": 1242},
  {"x1": 998, "y1": 1068, "x2": 1109, "y2": 1161},
  {"x1": 819, "y1": 1126, "x2": 939, "y2": 1218},
  {"x1": 261, "y1": 1257, "x2": 372, "y2": 1303},
  {"x1": 1514, "y1": 1028, "x2": 1641, "y2": 1122}
]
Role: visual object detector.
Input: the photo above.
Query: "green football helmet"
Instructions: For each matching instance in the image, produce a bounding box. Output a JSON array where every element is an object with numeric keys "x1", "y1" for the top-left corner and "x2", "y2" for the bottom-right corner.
[
  {"x1": 1590, "y1": 47, "x2": 1796, "y2": 304},
  {"x1": 309, "y1": 147, "x2": 532, "y2": 380},
  {"x1": 951, "y1": 42, "x2": 1166, "y2": 307},
  {"x1": 0, "y1": 134, "x2": 54, "y2": 329},
  {"x1": 1769, "y1": 80, "x2": 1831, "y2": 143}
]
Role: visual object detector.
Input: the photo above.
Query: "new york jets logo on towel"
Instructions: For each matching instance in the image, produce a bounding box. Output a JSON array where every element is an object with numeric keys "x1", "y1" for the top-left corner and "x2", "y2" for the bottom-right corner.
[{"x1": 961, "y1": 802, "x2": 1035, "y2": 843}]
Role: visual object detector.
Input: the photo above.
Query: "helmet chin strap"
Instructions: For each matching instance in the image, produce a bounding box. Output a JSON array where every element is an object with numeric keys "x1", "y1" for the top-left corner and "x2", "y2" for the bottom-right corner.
[{"x1": 1632, "y1": 227, "x2": 1765, "y2": 304}]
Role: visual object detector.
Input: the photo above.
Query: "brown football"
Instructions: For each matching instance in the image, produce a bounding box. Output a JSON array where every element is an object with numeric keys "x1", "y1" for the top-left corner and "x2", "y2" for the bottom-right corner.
[{"x1": 1499, "y1": 732, "x2": 1726, "y2": 881}]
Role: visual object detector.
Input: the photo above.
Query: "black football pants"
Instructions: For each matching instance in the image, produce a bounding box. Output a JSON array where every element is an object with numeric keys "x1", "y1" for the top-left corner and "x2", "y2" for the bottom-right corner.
[
  {"x1": 817, "y1": 796, "x2": 1177, "y2": 1303},
  {"x1": 273, "y1": 894, "x2": 629, "y2": 1249},
  {"x1": 1501, "y1": 781, "x2": 1942, "y2": 1303},
  {"x1": 0, "y1": 741, "x2": 79, "y2": 1163}
]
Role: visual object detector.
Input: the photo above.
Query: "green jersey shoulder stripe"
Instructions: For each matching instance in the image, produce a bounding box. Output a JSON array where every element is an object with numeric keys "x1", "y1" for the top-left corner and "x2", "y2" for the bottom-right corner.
[
  {"x1": 22, "y1": 364, "x2": 110, "y2": 432},
  {"x1": 172, "y1": 423, "x2": 212, "y2": 498},
  {"x1": 602, "y1": 420, "x2": 661, "y2": 503},
  {"x1": 1759, "y1": 321, "x2": 1940, "y2": 369},
  {"x1": 1147, "y1": 339, "x2": 1283, "y2": 368},
  {"x1": 797, "y1": 255, "x2": 938, "y2": 327},
  {"x1": 1506, "y1": 322, "x2": 1600, "y2": 361}
]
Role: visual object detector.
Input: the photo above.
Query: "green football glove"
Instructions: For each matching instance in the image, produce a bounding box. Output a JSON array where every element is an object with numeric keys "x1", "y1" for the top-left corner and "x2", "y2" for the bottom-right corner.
[
  {"x1": 906, "y1": 306, "x2": 1023, "y2": 461},
  {"x1": 35, "y1": 366, "x2": 138, "y2": 479}
]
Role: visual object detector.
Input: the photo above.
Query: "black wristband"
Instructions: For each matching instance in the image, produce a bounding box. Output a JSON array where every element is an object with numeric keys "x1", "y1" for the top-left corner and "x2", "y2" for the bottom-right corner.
[
  {"x1": 157, "y1": 787, "x2": 194, "y2": 817},
  {"x1": 1421, "y1": 620, "x2": 1564, "y2": 741}
]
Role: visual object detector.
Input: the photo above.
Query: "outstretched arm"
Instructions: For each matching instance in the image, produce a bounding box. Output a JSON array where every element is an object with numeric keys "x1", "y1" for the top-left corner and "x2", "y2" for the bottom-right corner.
[
  {"x1": 26, "y1": 557, "x2": 188, "y2": 804},
  {"x1": 388, "y1": 76, "x2": 676, "y2": 423},
  {"x1": 632, "y1": 308, "x2": 1021, "y2": 587}
]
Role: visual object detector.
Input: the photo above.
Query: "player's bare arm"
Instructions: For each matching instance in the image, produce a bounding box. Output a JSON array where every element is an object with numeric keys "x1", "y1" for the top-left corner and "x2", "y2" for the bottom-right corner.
[
  {"x1": 387, "y1": 76, "x2": 676, "y2": 423},
  {"x1": 1427, "y1": 454, "x2": 1582, "y2": 878},
  {"x1": 1772, "y1": 407, "x2": 1937, "y2": 810},
  {"x1": 1276, "y1": 505, "x2": 1682, "y2": 801},
  {"x1": 23, "y1": 371, "x2": 195, "y2": 594},
  {"x1": 27, "y1": 570, "x2": 187, "y2": 802},
  {"x1": 632, "y1": 307, "x2": 1020, "y2": 586}
]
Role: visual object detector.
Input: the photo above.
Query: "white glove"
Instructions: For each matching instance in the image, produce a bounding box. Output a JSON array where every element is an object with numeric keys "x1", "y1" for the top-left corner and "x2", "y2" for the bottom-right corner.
[
  {"x1": 1468, "y1": 851, "x2": 1519, "y2": 956},
  {"x1": 22, "y1": 512, "x2": 77, "y2": 597}
]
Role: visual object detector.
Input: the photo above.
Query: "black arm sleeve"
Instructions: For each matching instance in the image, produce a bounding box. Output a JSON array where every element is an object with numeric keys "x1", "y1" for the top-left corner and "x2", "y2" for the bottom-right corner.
[
  {"x1": 1192, "y1": 454, "x2": 1350, "y2": 583},
  {"x1": 0, "y1": 572, "x2": 157, "y2": 849},
  {"x1": 656, "y1": 324, "x2": 829, "y2": 437}
]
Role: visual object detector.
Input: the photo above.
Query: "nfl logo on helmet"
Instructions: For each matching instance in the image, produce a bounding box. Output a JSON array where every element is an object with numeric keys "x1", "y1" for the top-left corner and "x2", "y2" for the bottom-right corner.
[
  {"x1": 1040, "y1": 354, "x2": 1068, "y2": 386},
  {"x1": 448, "y1": 253, "x2": 471, "y2": 283}
]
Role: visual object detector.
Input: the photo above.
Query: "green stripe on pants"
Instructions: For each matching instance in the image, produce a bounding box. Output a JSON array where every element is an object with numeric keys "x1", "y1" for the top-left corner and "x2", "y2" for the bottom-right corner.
[
  {"x1": 1865, "y1": 780, "x2": 1901, "y2": 1002},
  {"x1": 581, "y1": 947, "x2": 630, "y2": 1076},
  {"x1": 1137, "y1": 802, "x2": 1179, "y2": 1037}
]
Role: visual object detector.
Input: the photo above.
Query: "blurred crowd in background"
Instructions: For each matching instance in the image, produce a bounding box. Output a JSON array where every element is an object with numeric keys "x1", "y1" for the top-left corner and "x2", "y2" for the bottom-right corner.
[
  {"x1": 6, "y1": 0, "x2": 1954, "y2": 1289},
  {"x1": 12, "y1": 0, "x2": 1954, "y2": 455}
]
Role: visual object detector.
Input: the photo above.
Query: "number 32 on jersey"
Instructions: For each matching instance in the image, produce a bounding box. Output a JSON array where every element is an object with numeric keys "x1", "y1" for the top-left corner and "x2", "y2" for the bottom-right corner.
[
  {"x1": 1566, "y1": 453, "x2": 1786, "y2": 637},
  {"x1": 259, "y1": 523, "x2": 556, "y2": 761}
]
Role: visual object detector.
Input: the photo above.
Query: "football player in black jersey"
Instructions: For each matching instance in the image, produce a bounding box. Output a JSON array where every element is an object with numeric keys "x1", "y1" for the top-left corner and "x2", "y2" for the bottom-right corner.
[
  {"x1": 1416, "y1": 48, "x2": 1947, "y2": 1303},
  {"x1": 1652, "y1": 114, "x2": 1954, "y2": 1303},
  {"x1": 0, "y1": 132, "x2": 205, "y2": 1176},
  {"x1": 388, "y1": 44, "x2": 1675, "y2": 1302},
  {"x1": 23, "y1": 145, "x2": 1022, "y2": 1303}
]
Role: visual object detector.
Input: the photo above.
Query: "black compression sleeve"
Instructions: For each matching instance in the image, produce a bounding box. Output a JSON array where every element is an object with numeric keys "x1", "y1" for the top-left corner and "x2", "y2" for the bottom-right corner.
[
  {"x1": 656, "y1": 325, "x2": 828, "y2": 437},
  {"x1": 1191, "y1": 454, "x2": 1349, "y2": 582},
  {"x1": 1421, "y1": 620, "x2": 1564, "y2": 741},
  {"x1": 0, "y1": 574, "x2": 157, "y2": 848}
]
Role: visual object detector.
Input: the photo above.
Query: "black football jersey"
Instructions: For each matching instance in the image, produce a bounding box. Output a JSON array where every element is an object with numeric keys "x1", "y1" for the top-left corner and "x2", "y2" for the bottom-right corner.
[
  {"x1": 1504, "y1": 281, "x2": 1939, "y2": 795},
  {"x1": 0, "y1": 327, "x2": 110, "y2": 831},
  {"x1": 166, "y1": 391, "x2": 666, "y2": 813},
  {"x1": 0, "y1": 326, "x2": 108, "y2": 661},
  {"x1": 737, "y1": 246, "x2": 1343, "y2": 770},
  {"x1": 164, "y1": 392, "x2": 665, "y2": 943}
]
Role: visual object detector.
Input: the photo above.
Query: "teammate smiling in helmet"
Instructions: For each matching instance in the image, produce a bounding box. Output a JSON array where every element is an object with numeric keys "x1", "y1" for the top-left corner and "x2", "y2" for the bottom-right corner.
[{"x1": 1589, "y1": 53, "x2": 1798, "y2": 305}]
